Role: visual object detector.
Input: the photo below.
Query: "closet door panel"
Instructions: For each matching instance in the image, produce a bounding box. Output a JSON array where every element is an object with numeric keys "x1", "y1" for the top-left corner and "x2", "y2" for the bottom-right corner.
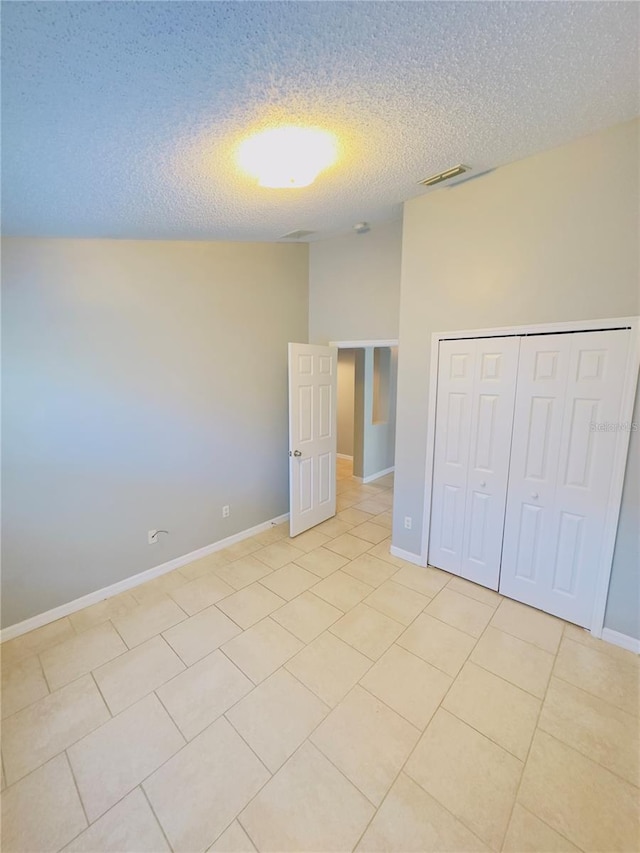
[
  {"x1": 429, "y1": 339, "x2": 476, "y2": 575},
  {"x1": 460, "y1": 337, "x2": 520, "y2": 589},
  {"x1": 500, "y1": 335, "x2": 572, "y2": 608},
  {"x1": 542, "y1": 330, "x2": 630, "y2": 624}
]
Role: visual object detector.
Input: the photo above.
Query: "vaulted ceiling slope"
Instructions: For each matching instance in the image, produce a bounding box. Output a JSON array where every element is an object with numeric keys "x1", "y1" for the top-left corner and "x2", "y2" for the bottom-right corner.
[{"x1": 2, "y1": 2, "x2": 638, "y2": 241}]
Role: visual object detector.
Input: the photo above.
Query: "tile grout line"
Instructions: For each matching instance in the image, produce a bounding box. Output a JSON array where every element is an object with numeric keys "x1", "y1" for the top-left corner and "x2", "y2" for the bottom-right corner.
[{"x1": 139, "y1": 784, "x2": 176, "y2": 852}]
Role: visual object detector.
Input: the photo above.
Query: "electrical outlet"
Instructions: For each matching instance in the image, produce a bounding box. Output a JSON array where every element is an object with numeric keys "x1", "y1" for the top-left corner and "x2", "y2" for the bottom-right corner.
[
  {"x1": 222, "y1": 505, "x2": 230, "y2": 518},
  {"x1": 404, "y1": 516, "x2": 412, "y2": 530},
  {"x1": 148, "y1": 529, "x2": 159, "y2": 545}
]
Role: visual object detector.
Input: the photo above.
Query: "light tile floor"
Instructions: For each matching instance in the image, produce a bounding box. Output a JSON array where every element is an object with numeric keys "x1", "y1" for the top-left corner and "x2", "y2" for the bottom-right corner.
[{"x1": 1, "y1": 460, "x2": 639, "y2": 852}]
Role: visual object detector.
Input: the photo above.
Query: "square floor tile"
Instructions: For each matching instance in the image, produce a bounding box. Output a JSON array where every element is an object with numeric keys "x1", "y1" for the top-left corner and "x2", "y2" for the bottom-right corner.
[
  {"x1": 285, "y1": 632, "x2": 371, "y2": 707},
  {"x1": 68, "y1": 694, "x2": 183, "y2": 821},
  {"x1": 1, "y1": 654, "x2": 49, "y2": 719},
  {"x1": 357, "y1": 772, "x2": 488, "y2": 852},
  {"x1": 157, "y1": 649, "x2": 252, "y2": 739},
  {"x1": 1, "y1": 755, "x2": 87, "y2": 853},
  {"x1": 371, "y1": 511, "x2": 393, "y2": 531},
  {"x1": 563, "y1": 623, "x2": 640, "y2": 668},
  {"x1": 366, "y1": 541, "x2": 407, "y2": 567},
  {"x1": 337, "y1": 508, "x2": 374, "y2": 525},
  {"x1": 112, "y1": 596, "x2": 186, "y2": 648},
  {"x1": 445, "y1": 576, "x2": 501, "y2": 608},
  {"x1": 293, "y1": 547, "x2": 350, "y2": 578},
  {"x1": 361, "y1": 644, "x2": 452, "y2": 729},
  {"x1": 219, "y1": 539, "x2": 263, "y2": 561},
  {"x1": 40, "y1": 622, "x2": 127, "y2": 690},
  {"x1": 69, "y1": 592, "x2": 138, "y2": 634},
  {"x1": 227, "y1": 669, "x2": 329, "y2": 772},
  {"x1": 324, "y1": 533, "x2": 372, "y2": 559},
  {"x1": 313, "y1": 518, "x2": 353, "y2": 539},
  {"x1": 169, "y1": 572, "x2": 234, "y2": 616},
  {"x1": 132, "y1": 571, "x2": 188, "y2": 605},
  {"x1": 364, "y1": 580, "x2": 430, "y2": 625},
  {"x1": 216, "y1": 583, "x2": 286, "y2": 629},
  {"x1": 312, "y1": 685, "x2": 419, "y2": 805},
  {"x1": 287, "y1": 529, "x2": 331, "y2": 552},
  {"x1": 145, "y1": 717, "x2": 269, "y2": 853},
  {"x1": 490, "y1": 598, "x2": 564, "y2": 653},
  {"x1": 398, "y1": 613, "x2": 475, "y2": 677},
  {"x1": 239, "y1": 742, "x2": 374, "y2": 852},
  {"x1": 213, "y1": 555, "x2": 273, "y2": 590},
  {"x1": 253, "y1": 523, "x2": 289, "y2": 546},
  {"x1": 222, "y1": 618, "x2": 303, "y2": 683},
  {"x1": 63, "y1": 788, "x2": 170, "y2": 852},
  {"x1": 538, "y1": 676, "x2": 639, "y2": 786},
  {"x1": 353, "y1": 497, "x2": 392, "y2": 515},
  {"x1": 330, "y1": 603, "x2": 404, "y2": 660},
  {"x1": 553, "y1": 637, "x2": 639, "y2": 715},
  {"x1": 442, "y1": 661, "x2": 540, "y2": 760},
  {"x1": 393, "y1": 564, "x2": 450, "y2": 597},
  {"x1": 470, "y1": 627, "x2": 554, "y2": 698},
  {"x1": 271, "y1": 591, "x2": 342, "y2": 643},
  {"x1": 2, "y1": 675, "x2": 110, "y2": 784},
  {"x1": 254, "y1": 541, "x2": 305, "y2": 570},
  {"x1": 179, "y1": 550, "x2": 230, "y2": 582},
  {"x1": 209, "y1": 821, "x2": 257, "y2": 852},
  {"x1": 1, "y1": 618, "x2": 75, "y2": 667},
  {"x1": 260, "y1": 564, "x2": 319, "y2": 600},
  {"x1": 312, "y1": 571, "x2": 373, "y2": 612},
  {"x1": 162, "y1": 604, "x2": 241, "y2": 665},
  {"x1": 348, "y1": 521, "x2": 389, "y2": 545},
  {"x1": 92, "y1": 635, "x2": 185, "y2": 714},
  {"x1": 405, "y1": 709, "x2": 522, "y2": 849},
  {"x1": 502, "y1": 804, "x2": 580, "y2": 853},
  {"x1": 425, "y1": 588, "x2": 494, "y2": 638},
  {"x1": 518, "y1": 730, "x2": 639, "y2": 852},
  {"x1": 341, "y1": 553, "x2": 398, "y2": 588}
]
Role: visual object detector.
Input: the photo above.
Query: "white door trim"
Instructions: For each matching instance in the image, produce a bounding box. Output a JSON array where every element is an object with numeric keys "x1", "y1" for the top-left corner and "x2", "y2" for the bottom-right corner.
[
  {"x1": 329, "y1": 339, "x2": 399, "y2": 349},
  {"x1": 421, "y1": 316, "x2": 640, "y2": 638}
]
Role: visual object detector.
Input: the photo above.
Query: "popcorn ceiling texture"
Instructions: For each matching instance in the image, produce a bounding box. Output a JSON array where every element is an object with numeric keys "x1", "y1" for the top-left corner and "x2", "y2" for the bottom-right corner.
[{"x1": 2, "y1": 1, "x2": 638, "y2": 241}]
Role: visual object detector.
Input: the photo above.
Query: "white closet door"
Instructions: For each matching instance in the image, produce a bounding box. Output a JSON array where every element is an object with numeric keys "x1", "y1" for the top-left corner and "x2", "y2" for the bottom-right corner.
[
  {"x1": 500, "y1": 330, "x2": 630, "y2": 625},
  {"x1": 429, "y1": 339, "x2": 476, "y2": 574},
  {"x1": 429, "y1": 336, "x2": 519, "y2": 583},
  {"x1": 460, "y1": 337, "x2": 520, "y2": 589}
]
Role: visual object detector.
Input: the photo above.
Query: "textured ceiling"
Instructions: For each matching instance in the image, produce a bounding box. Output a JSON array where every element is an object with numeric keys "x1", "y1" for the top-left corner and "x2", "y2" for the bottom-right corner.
[{"x1": 2, "y1": 1, "x2": 638, "y2": 241}]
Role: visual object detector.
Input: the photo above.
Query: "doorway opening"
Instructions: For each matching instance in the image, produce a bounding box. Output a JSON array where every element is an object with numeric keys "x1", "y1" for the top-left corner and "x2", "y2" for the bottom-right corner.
[{"x1": 335, "y1": 344, "x2": 398, "y2": 488}]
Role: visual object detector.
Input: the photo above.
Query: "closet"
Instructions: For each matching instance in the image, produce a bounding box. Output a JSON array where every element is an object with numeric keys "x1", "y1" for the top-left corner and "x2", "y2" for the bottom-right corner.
[{"x1": 428, "y1": 325, "x2": 634, "y2": 628}]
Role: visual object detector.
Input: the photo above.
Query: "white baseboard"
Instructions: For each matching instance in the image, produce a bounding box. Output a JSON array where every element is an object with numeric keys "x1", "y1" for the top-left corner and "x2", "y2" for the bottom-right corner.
[
  {"x1": 336, "y1": 453, "x2": 354, "y2": 461},
  {"x1": 352, "y1": 466, "x2": 395, "y2": 485},
  {"x1": 0, "y1": 512, "x2": 290, "y2": 643},
  {"x1": 390, "y1": 545, "x2": 427, "y2": 567},
  {"x1": 601, "y1": 628, "x2": 640, "y2": 655}
]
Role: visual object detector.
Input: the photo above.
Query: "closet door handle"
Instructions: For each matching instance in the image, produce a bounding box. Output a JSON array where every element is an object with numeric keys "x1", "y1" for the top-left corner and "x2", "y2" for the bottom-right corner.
[
  {"x1": 480, "y1": 481, "x2": 486, "y2": 488},
  {"x1": 531, "y1": 492, "x2": 539, "y2": 500}
]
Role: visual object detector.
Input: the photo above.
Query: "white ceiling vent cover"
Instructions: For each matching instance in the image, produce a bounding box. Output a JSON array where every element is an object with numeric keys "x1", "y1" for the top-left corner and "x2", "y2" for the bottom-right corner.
[{"x1": 279, "y1": 229, "x2": 315, "y2": 240}]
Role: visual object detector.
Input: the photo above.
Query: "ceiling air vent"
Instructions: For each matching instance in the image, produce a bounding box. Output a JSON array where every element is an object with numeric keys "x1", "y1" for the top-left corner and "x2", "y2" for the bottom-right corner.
[
  {"x1": 418, "y1": 164, "x2": 470, "y2": 187},
  {"x1": 279, "y1": 229, "x2": 315, "y2": 240}
]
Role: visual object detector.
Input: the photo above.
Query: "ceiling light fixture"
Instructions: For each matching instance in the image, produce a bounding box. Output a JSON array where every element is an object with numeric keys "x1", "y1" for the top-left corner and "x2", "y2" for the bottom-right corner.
[{"x1": 236, "y1": 126, "x2": 338, "y2": 188}]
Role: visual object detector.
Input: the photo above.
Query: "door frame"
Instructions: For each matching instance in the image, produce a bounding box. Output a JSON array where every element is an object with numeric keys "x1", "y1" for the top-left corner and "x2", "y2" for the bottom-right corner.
[{"x1": 421, "y1": 316, "x2": 640, "y2": 637}]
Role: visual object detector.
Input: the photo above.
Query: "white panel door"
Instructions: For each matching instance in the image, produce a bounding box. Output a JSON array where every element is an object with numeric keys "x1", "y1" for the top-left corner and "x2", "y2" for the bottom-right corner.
[
  {"x1": 500, "y1": 330, "x2": 631, "y2": 625},
  {"x1": 429, "y1": 339, "x2": 476, "y2": 575},
  {"x1": 460, "y1": 337, "x2": 520, "y2": 589},
  {"x1": 288, "y1": 343, "x2": 337, "y2": 537}
]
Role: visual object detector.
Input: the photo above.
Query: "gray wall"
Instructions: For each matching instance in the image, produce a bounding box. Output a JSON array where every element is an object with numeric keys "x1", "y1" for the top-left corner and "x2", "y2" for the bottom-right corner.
[
  {"x1": 337, "y1": 349, "x2": 355, "y2": 456},
  {"x1": 309, "y1": 220, "x2": 402, "y2": 344},
  {"x1": 2, "y1": 237, "x2": 308, "y2": 627},
  {"x1": 393, "y1": 118, "x2": 640, "y2": 638}
]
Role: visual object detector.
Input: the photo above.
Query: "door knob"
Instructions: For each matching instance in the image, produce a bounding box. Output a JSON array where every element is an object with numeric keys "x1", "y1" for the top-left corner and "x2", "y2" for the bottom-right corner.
[
  {"x1": 293, "y1": 450, "x2": 302, "y2": 457},
  {"x1": 480, "y1": 481, "x2": 486, "y2": 488},
  {"x1": 531, "y1": 492, "x2": 539, "y2": 500}
]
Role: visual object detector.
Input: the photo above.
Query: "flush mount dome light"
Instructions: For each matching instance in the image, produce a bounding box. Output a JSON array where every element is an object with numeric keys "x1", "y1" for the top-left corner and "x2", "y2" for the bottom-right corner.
[{"x1": 236, "y1": 126, "x2": 338, "y2": 188}]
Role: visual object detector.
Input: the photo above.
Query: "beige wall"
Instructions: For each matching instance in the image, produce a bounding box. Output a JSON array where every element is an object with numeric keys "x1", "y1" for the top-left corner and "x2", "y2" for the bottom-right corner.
[
  {"x1": 393, "y1": 118, "x2": 640, "y2": 638},
  {"x1": 2, "y1": 237, "x2": 308, "y2": 627},
  {"x1": 308, "y1": 219, "x2": 402, "y2": 344},
  {"x1": 337, "y1": 349, "x2": 355, "y2": 456}
]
